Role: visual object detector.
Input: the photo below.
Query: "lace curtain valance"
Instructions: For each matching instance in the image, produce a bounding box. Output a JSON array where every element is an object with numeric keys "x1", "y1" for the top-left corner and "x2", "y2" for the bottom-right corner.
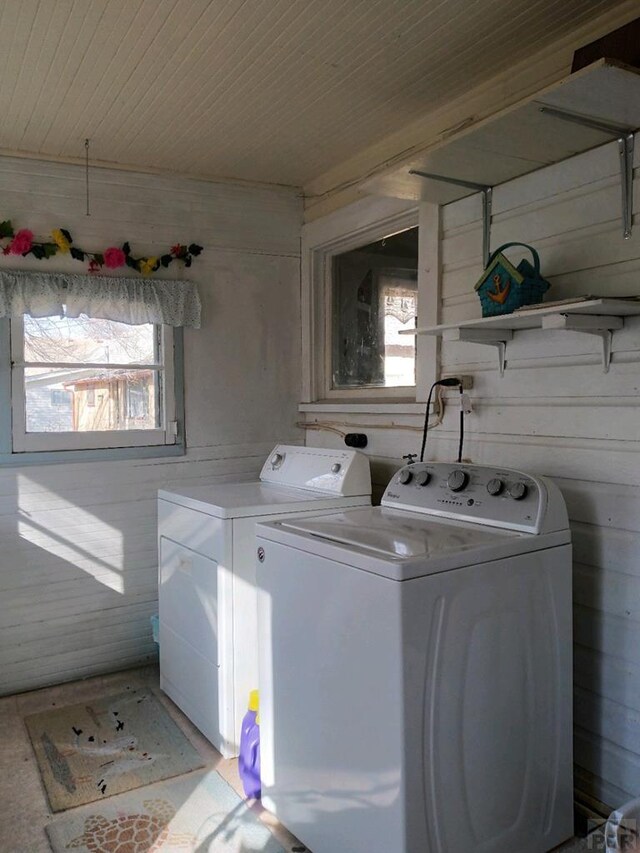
[{"x1": 0, "y1": 270, "x2": 201, "y2": 328}]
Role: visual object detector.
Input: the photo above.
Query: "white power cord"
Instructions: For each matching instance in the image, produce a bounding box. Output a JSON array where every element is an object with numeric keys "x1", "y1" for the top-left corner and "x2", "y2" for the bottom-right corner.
[{"x1": 297, "y1": 386, "x2": 447, "y2": 438}]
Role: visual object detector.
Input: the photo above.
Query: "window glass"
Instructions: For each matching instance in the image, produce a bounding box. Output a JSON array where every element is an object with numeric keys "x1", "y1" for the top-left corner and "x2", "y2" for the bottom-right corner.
[
  {"x1": 23, "y1": 315, "x2": 155, "y2": 364},
  {"x1": 332, "y1": 227, "x2": 418, "y2": 389},
  {"x1": 24, "y1": 368, "x2": 159, "y2": 433},
  {"x1": 16, "y1": 314, "x2": 164, "y2": 440},
  {"x1": 7, "y1": 312, "x2": 178, "y2": 456}
]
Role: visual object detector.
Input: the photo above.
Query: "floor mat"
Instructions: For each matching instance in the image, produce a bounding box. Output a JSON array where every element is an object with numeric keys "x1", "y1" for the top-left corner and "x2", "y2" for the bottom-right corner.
[
  {"x1": 25, "y1": 688, "x2": 204, "y2": 812},
  {"x1": 46, "y1": 769, "x2": 285, "y2": 853}
]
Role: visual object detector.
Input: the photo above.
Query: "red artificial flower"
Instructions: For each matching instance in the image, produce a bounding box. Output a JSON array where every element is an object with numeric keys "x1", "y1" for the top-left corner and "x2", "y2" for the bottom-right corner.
[
  {"x1": 2, "y1": 246, "x2": 10, "y2": 255},
  {"x1": 9, "y1": 229, "x2": 34, "y2": 255},
  {"x1": 104, "y1": 246, "x2": 126, "y2": 269},
  {"x1": 171, "y1": 244, "x2": 184, "y2": 256},
  {"x1": 88, "y1": 259, "x2": 101, "y2": 274}
]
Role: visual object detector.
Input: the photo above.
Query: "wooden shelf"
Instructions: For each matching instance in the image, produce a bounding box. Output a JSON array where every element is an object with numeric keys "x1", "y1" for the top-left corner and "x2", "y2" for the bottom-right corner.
[
  {"x1": 362, "y1": 59, "x2": 640, "y2": 250},
  {"x1": 404, "y1": 298, "x2": 640, "y2": 375},
  {"x1": 363, "y1": 59, "x2": 639, "y2": 204}
]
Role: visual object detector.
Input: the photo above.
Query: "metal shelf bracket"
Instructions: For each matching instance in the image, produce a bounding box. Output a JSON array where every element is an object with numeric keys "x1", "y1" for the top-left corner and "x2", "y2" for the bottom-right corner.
[
  {"x1": 542, "y1": 313, "x2": 624, "y2": 372},
  {"x1": 443, "y1": 327, "x2": 513, "y2": 376},
  {"x1": 409, "y1": 170, "x2": 493, "y2": 265},
  {"x1": 619, "y1": 132, "x2": 635, "y2": 240},
  {"x1": 539, "y1": 106, "x2": 635, "y2": 239},
  {"x1": 491, "y1": 338, "x2": 508, "y2": 377}
]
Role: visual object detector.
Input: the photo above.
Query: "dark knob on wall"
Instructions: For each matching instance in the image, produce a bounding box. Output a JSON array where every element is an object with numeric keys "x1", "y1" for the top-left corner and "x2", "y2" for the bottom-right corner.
[{"x1": 345, "y1": 433, "x2": 368, "y2": 448}]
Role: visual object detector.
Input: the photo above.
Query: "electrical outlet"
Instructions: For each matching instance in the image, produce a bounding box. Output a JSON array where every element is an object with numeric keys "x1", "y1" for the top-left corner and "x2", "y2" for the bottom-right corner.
[
  {"x1": 443, "y1": 374, "x2": 474, "y2": 390},
  {"x1": 459, "y1": 375, "x2": 474, "y2": 391}
]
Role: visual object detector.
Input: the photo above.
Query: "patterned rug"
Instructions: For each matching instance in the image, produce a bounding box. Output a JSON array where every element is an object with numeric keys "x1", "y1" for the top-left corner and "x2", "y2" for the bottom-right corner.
[
  {"x1": 25, "y1": 689, "x2": 204, "y2": 812},
  {"x1": 46, "y1": 770, "x2": 285, "y2": 853}
]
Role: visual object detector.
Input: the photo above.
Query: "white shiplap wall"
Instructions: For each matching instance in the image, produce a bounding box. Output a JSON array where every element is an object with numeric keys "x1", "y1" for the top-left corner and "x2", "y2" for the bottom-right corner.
[
  {"x1": 0, "y1": 156, "x2": 302, "y2": 694},
  {"x1": 303, "y1": 139, "x2": 640, "y2": 809}
]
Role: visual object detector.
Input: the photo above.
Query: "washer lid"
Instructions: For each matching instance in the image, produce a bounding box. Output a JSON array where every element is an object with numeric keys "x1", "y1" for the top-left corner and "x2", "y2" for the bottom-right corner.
[
  {"x1": 279, "y1": 507, "x2": 509, "y2": 558},
  {"x1": 259, "y1": 507, "x2": 569, "y2": 580},
  {"x1": 158, "y1": 481, "x2": 370, "y2": 519}
]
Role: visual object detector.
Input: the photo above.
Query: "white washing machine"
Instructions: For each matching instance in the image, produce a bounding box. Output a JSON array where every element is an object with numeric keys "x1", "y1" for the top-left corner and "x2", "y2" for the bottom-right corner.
[
  {"x1": 256, "y1": 461, "x2": 573, "y2": 853},
  {"x1": 157, "y1": 444, "x2": 371, "y2": 758}
]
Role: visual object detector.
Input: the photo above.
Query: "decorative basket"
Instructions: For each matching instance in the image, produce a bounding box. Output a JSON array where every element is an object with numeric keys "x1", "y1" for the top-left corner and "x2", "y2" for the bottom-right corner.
[{"x1": 474, "y1": 242, "x2": 550, "y2": 317}]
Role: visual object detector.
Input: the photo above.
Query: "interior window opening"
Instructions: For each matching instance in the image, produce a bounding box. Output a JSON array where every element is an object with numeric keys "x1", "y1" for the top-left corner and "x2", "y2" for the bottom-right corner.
[{"x1": 331, "y1": 226, "x2": 418, "y2": 390}]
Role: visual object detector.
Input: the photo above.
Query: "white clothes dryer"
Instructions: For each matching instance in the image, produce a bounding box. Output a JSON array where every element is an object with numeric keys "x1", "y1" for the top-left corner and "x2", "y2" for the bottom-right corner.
[
  {"x1": 158, "y1": 445, "x2": 371, "y2": 758},
  {"x1": 256, "y1": 461, "x2": 573, "y2": 853}
]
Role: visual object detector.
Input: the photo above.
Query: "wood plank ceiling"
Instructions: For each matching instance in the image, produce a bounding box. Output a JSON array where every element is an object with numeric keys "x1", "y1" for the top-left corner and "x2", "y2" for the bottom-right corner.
[{"x1": 0, "y1": 0, "x2": 618, "y2": 189}]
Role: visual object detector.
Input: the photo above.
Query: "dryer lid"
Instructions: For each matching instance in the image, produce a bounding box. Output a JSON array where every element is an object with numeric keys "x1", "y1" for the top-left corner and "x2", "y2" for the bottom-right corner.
[{"x1": 158, "y1": 481, "x2": 370, "y2": 519}]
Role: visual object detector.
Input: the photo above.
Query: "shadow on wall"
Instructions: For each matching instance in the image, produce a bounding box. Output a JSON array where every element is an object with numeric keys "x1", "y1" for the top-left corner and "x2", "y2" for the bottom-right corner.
[{"x1": 0, "y1": 463, "x2": 160, "y2": 696}]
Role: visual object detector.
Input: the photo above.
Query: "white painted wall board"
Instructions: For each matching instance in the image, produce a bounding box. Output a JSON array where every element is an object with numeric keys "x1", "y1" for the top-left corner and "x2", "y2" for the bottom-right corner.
[
  {"x1": 304, "y1": 140, "x2": 640, "y2": 808},
  {"x1": 574, "y1": 607, "x2": 640, "y2": 666},
  {"x1": 0, "y1": 155, "x2": 302, "y2": 694},
  {"x1": 573, "y1": 527, "x2": 640, "y2": 572},
  {"x1": 575, "y1": 765, "x2": 631, "y2": 816},
  {"x1": 574, "y1": 646, "x2": 640, "y2": 717},
  {"x1": 574, "y1": 564, "x2": 640, "y2": 623},
  {"x1": 575, "y1": 686, "x2": 640, "y2": 759},
  {"x1": 574, "y1": 730, "x2": 640, "y2": 806}
]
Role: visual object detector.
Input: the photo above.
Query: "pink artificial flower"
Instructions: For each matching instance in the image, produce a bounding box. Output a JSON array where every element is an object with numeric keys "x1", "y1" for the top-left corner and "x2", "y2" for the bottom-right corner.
[
  {"x1": 9, "y1": 229, "x2": 33, "y2": 255},
  {"x1": 104, "y1": 246, "x2": 126, "y2": 269}
]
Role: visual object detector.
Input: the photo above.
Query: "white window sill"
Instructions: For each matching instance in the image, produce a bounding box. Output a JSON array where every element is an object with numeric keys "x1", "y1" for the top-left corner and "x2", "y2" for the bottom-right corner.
[
  {"x1": 0, "y1": 442, "x2": 185, "y2": 467},
  {"x1": 299, "y1": 401, "x2": 425, "y2": 416}
]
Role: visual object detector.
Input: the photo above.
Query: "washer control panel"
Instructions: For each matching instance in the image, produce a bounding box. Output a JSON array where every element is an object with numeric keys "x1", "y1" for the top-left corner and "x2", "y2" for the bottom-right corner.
[{"x1": 382, "y1": 462, "x2": 545, "y2": 533}]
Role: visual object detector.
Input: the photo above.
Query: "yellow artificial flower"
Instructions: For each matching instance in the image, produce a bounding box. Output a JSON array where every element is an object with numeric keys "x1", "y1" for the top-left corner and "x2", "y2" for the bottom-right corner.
[
  {"x1": 139, "y1": 256, "x2": 158, "y2": 276},
  {"x1": 51, "y1": 228, "x2": 71, "y2": 253}
]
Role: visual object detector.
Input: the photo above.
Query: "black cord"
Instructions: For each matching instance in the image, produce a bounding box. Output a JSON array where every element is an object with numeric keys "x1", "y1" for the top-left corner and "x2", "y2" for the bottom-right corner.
[
  {"x1": 457, "y1": 385, "x2": 464, "y2": 463},
  {"x1": 420, "y1": 377, "x2": 462, "y2": 463},
  {"x1": 419, "y1": 383, "x2": 436, "y2": 462}
]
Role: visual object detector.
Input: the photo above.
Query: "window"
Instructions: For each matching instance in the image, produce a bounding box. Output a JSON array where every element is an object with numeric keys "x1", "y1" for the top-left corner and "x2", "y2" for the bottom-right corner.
[
  {"x1": 303, "y1": 202, "x2": 438, "y2": 405},
  {"x1": 126, "y1": 379, "x2": 151, "y2": 420},
  {"x1": 329, "y1": 227, "x2": 418, "y2": 397},
  {"x1": 9, "y1": 313, "x2": 178, "y2": 454},
  {"x1": 50, "y1": 389, "x2": 71, "y2": 406}
]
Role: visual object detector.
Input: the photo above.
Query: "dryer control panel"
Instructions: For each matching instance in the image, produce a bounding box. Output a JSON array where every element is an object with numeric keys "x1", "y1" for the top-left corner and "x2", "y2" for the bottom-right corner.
[
  {"x1": 259, "y1": 445, "x2": 371, "y2": 497},
  {"x1": 382, "y1": 462, "x2": 567, "y2": 534}
]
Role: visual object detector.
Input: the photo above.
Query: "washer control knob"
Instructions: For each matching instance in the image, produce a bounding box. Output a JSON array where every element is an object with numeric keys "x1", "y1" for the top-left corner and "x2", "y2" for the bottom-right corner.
[
  {"x1": 331, "y1": 463, "x2": 342, "y2": 474},
  {"x1": 509, "y1": 482, "x2": 528, "y2": 501},
  {"x1": 415, "y1": 470, "x2": 431, "y2": 487},
  {"x1": 486, "y1": 478, "x2": 504, "y2": 496},
  {"x1": 270, "y1": 452, "x2": 284, "y2": 468},
  {"x1": 447, "y1": 470, "x2": 469, "y2": 492},
  {"x1": 399, "y1": 468, "x2": 413, "y2": 485}
]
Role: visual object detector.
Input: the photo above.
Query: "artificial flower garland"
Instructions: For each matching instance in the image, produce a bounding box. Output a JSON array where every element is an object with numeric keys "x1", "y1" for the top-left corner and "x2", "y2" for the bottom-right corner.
[{"x1": 0, "y1": 220, "x2": 203, "y2": 276}]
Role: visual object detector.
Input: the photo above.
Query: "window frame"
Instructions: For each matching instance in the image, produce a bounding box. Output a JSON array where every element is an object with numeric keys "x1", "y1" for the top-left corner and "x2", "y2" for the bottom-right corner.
[
  {"x1": 0, "y1": 317, "x2": 185, "y2": 465},
  {"x1": 301, "y1": 200, "x2": 440, "y2": 405}
]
